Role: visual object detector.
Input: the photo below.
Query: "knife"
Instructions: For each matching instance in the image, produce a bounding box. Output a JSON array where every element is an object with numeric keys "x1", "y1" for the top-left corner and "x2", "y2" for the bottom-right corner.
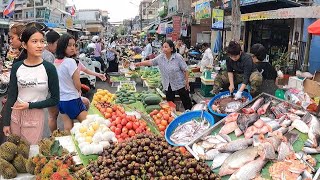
[{"x1": 230, "y1": 91, "x2": 234, "y2": 98}]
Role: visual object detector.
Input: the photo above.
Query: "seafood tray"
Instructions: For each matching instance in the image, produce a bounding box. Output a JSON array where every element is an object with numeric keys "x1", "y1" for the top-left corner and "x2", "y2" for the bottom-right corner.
[{"x1": 186, "y1": 92, "x2": 320, "y2": 180}]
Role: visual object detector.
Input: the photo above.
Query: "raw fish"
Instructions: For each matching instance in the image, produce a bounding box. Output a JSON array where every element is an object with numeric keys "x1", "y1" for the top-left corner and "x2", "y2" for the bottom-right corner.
[
  {"x1": 211, "y1": 153, "x2": 231, "y2": 169},
  {"x1": 278, "y1": 142, "x2": 294, "y2": 161},
  {"x1": 219, "y1": 121, "x2": 238, "y2": 135},
  {"x1": 234, "y1": 127, "x2": 243, "y2": 137},
  {"x1": 308, "y1": 115, "x2": 320, "y2": 147},
  {"x1": 237, "y1": 113, "x2": 259, "y2": 132},
  {"x1": 199, "y1": 148, "x2": 220, "y2": 160},
  {"x1": 229, "y1": 157, "x2": 266, "y2": 180},
  {"x1": 219, "y1": 146, "x2": 263, "y2": 176},
  {"x1": 218, "y1": 138, "x2": 253, "y2": 153},
  {"x1": 257, "y1": 101, "x2": 271, "y2": 115},
  {"x1": 291, "y1": 119, "x2": 309, "y2": 133},
  {"x1": 254, "y1": 119, "x2": 265, "y2": 128},
  {"x1": 242, "y1": 97, "x2": 264, "y2": 114}
]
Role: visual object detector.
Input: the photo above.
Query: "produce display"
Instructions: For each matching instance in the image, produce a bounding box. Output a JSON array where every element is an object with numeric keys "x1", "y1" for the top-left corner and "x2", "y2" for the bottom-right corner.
[
  {"x1": 106, "y1": 104, "x2": 149, "y2": 142},
  {"x1": 110, "y1": 76, "x2": 129, "y2": 82},
  {"x1": 92, "y1": 89, "x2": 115, "y2": 105},
  {"x1": 115, "y1": 89, "x2": 137, "y2": 104},
  {"x1": 118, "y1": 81, "x2": 136, "y2": 92},
  {"x1": 71, "y1": 114, "x2": 117, "y2": 155},
  {"x1": 188, "y1": 93, "x2": 320, "y2": 179},
  {"x1": 150, "y1": 109, "x2": 174, "y2": 136},
  {"x1": 88, "y1": 133, "x2": 221, "y2": 180}
]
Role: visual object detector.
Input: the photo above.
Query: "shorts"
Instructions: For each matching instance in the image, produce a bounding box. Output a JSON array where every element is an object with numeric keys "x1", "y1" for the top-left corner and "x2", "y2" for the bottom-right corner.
[{"x1": 58, "y1": 98, "x2": 86, "y2": 119}]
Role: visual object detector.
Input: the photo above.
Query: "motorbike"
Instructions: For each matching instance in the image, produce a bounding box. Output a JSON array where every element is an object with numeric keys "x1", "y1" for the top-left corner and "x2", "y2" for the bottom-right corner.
[{"x1": 188, "y1": 44, "x2": 202, "y2": 65}]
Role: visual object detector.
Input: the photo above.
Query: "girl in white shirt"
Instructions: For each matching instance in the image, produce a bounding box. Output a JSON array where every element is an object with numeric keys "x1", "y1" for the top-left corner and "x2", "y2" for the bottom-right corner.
[{"x1": 54, "y1": 34, "x2": 87, "y2": 132}]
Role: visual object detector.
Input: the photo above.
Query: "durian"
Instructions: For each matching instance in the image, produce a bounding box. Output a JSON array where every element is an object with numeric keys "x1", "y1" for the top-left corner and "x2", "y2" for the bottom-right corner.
[
  {"x1": 51, "y1": 129, "x2": 70, "y2": 138},
  {"x1": 38, "y1": 138, "x2": 53, "y2": 156},
  {"x1": 25, "y1": 158, "x2": 36, "y2": 175},
  {"x1": 6, "y1": 134, "x2": 21, "y2": 145},
  {"x1": 0, "y1": 142, "x2": 18, "y2": 161},
  {"x1": 17, "y1": 142, "x2": 30, "y2": 159},
  {"x1": 0, "y1": 158, "x2": 17, "y2": 179},
  {"x1": 12, "y1": 154, "x2": 27, "y2": 173}
]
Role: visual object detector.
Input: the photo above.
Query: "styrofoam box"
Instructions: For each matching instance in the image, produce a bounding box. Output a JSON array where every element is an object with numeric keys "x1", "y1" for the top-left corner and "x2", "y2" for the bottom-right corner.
[{"x1": 288, "y1": 76, "x2": 305, "y2": 91}]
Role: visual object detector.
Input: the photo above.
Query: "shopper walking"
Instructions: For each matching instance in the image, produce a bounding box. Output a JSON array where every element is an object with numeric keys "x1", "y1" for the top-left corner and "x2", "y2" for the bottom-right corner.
[
  {"x1": 92, "y1": 36, "x2": 106, "y2": 72},
  {"x1": 2, "y1": 26, "x2": 60, "y2": 144},
  {"x1": 54, "y1": 34, "x2": 87, "y2": 132},
  {"x1": 135, "y1": 39, "x2": 192, "y2": 110},
  {"x1": 200, "y1": 43, "x2": 214, "y2": 72}
]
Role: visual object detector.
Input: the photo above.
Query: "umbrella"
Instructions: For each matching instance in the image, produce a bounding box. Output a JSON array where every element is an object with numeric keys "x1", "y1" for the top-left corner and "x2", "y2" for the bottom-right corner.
[
  {"x1": 308, "y1": 19, "x2": 320, "y2": 35},
  {"x1": 213, "y1": 31, "x2": 222, "y2": 54}
]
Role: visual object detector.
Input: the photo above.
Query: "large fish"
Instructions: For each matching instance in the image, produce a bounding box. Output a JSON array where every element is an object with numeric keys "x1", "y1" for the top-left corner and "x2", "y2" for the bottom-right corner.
[
  {"x1": 278, "y1": 142, "x2": 294, "y2": 161},
  {"x1": 257, "y1": 101, "x2": 271, "y2": 115},
  {"x1": 229, "y1": 157, "x2": 266, "y2": 180},
  {"x1": 242, "y1": 97, "x2": 264, "y2": 114},
  {"x1": 211, "y1": 153, "x2": 231, "y2": 170},
  {"x1": 261, "y1": 141, "x2": 276, "y2": 160},
  {"x1": 199, "y1": 149, "x2": 220, "y2": 161},
  {"x1": 291, "y1": 119, "x2": 309, "y2": 134},
  {"x1": 308, "y1": 115, "x2": 320, "y2": 148},
  {"x1": 237, "y1": 113, "x2": 259, "y2": 132},
  {"x1": 219, "y1": 121, "x2": 238, "y2": 135},
  {"x1": 218, "y1": 138, "x2": 253, "y2": 153},
  {"x1": 219, "y1": 146, "x2": 263, "y2": 176}
]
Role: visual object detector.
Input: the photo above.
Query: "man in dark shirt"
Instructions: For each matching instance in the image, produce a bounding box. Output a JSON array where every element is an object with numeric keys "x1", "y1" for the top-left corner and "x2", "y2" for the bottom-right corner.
[
  {"x1": 251, "y1": 43, "x2": 277, "y2": 80},
  {"x1": 211, "y1": 41, "x2": 263, "y2": 98}
]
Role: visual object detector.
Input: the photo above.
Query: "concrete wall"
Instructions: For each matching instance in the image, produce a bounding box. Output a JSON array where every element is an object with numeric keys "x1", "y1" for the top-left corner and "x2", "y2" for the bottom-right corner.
[
  {"x1": 78, "y1": 10, "x2": 101, "y2": 21},
  {"x1": 191, "y1": 18, "x2": 211, "y2": 46}
]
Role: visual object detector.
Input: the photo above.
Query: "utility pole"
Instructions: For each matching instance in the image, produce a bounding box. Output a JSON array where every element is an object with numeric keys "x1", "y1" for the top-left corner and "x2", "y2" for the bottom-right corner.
[
  {"x1": 231, "y1": 0, "x2": 241, "y2": 41},
  {"x1": 140, "y1": 4, "x2": 143, "y2": 31},
  {"x1": 33, "y1": 0, "x2": 36, "y2": 21}
]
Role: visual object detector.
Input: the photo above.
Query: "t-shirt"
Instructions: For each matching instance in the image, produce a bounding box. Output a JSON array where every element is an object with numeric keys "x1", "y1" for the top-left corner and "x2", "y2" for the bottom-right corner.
[
  {"x1": 54, "y1": 58, "x2": 80, "y2": 101},
  {"x1": 42, "y1": 49, "x2": 55, "y2": 64},
  {"x1": 256, "y1": 62, "x2": 277, "y2": 80},
  {"x1": 2, "y1": 60, "x2": 59, "y2": 126},
  {"x1": 94, "y1": 42, "x2": 102, "y2": 57},
  {"x1": 78, "y1": 61, "x2": 86, "y2": 72},
  {"x1": 227, "y1": 53, "x2": 257, "y2": 85}
]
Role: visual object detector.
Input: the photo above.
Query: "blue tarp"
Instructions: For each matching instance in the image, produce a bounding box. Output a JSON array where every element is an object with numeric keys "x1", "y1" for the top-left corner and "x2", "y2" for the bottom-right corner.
[
  {"x1": 44, "y1": 22, "x2": 58, "y2": 28},
  {"x1": 213, "y1": 31, "x2": 222, "y2": 54}
]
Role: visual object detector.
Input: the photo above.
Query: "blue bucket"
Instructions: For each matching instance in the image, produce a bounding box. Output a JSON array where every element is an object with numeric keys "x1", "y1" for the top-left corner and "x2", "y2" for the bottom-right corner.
[
  {"x1": 208, "y1": 91, "x2": 252, "y2": 117},
  {"x1": 165, "y1": 111, "x2": 215, "y2": 146}
]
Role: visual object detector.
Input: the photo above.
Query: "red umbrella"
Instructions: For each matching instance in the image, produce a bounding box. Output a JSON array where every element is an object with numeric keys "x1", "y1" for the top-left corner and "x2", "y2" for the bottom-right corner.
[{"x1": 308, "y1": 19, "x2": 320, "y2": 35}]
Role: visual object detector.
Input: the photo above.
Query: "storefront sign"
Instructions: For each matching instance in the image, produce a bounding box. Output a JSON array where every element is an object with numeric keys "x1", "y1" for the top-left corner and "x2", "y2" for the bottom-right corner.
[
  {"x1": 172, "y1": 16, "x2": 181, "y2": 41},
  {"x1": 195, "y1": 1, "x2": 211, "y2": 20},
  {"x1": 157, "y1": 23, "x2": 166, "y2": 35},
  {"x1": 224, "y1": 0, "x2": 269, "y2": 8},
  {"x1": 212, "y1": 9, "x2": 224, "y2": 30},
  {"x1": 241, "y1": 6, "x2": 320, "y2": 21}
]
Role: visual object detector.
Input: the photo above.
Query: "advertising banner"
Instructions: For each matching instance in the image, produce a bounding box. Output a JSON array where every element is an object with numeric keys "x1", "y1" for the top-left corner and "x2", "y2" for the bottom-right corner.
[
  {"x1": 195, "y1": 1, "x2": 211, "y2": 19},
  {"x1": 212, "y1": 9, "x2": 224, "y2": 30}
]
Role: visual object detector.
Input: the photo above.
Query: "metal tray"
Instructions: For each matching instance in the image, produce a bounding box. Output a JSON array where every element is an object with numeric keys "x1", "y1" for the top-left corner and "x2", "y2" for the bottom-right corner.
[{"x1": 185, "y1": 92, "x2": 303, "y2": 159}]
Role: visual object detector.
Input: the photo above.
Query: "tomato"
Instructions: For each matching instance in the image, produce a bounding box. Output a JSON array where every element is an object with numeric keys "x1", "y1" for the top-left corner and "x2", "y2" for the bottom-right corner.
[
  {"x1": 160, "y1": 131, "x2": 165, "y2": 136},
  {"x1": 112, "y1": 106, "x2": 117, "y2": 112},
  {"x1": 126, "y1": 121, "x2": 133, "y2": 129},
  {"x1": 156, "y1": 114, "x2": 162, "y2": 119},
  {"x1": 116, "y1": 124, "x2": 123, "y2": 129},
  {"x1": 121, "y1": 118, "x2": 128, "y2": 126},
  {"x1": 104, "y1": 112, "x2": 112, "y2": 119},
  {"x1": 179, "y1": 147, "x2": 187, "y2": 155},
  {"x1": 128, "y1": 130, "x2": 135, "y2": 137},
  {"x1": 115, "y1": 128, "x2": 121, "y2": 135},
  {"x1": 168, "y1": 117, "x2": 174, "y2": 122},
  {"x1": 111, "y1": 121, "x2": 116, "y2": 126},
  {"x1": 163, "y1": 114, "x2": 170, "y2": 121},
  {"x1": 135, "y1": 128, "x2": 143, "y2": 134},
  {"x1": 116, "y1": 135, "x2": 120, "y2": 139},
  {"x1": 122, "y1": 127, "x2": 128, "y2": 133},
  {"x1": 155, "y1": 119, "x2": 161, "y2": 125},
  {"x1": 110, "y1": 126, "x2": 116, "y2": 132},
  {"x1": 158, "y1": 125, "x2": 166, "y2": 131},
  {"x1": 111, "y1": 115, "x2": 117, "y2": 121},
  {"x1": 115, "y1": 118, "x2": 121, "y2": 125},
  {"x1": 118, "y1": 138, "x2": 123, "y2": 142},
  {"x1": 119, "y1": 107, "x2": 125, "y2": 113},
  {"x1": 133, "y1": 122, "x2": 140, "y2": 130},
  {"x1": 161, "y1": 120, "x2": 168, "y2": 126}
]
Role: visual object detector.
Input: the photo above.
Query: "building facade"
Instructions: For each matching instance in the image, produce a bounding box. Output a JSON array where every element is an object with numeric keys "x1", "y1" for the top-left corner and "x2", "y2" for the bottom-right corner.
[{"x1": 76, "y1": 9, "x2": 106, "y2": 35}]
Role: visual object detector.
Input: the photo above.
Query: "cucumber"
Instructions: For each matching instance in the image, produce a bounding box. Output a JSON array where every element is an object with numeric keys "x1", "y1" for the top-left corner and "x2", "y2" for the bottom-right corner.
[{"x1": 128, "y1": 100, "x2": 135, "y2": 104}]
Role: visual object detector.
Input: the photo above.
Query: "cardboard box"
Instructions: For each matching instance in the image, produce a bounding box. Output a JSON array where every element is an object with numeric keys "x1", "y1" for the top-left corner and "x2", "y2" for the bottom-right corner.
[
  {"x1": 304, "y1": 79, "x2": 320, "y2": 98},
  {"x1": 288, "y1": 76, "x2": 305, "y2": 91}
]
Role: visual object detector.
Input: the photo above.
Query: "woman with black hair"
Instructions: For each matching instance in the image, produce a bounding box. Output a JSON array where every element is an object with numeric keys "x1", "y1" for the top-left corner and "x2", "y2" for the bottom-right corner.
[
  {"x1": 8, "y1": 24, "x2": 27, "y2": 64},
  {"x1": 2, "y1": 26, "x2": 59, "y2": 144},
  {"x1": 54, "y1": 34, "x2": 87, "y2": 132},
  {"x1": 135, "y1": 39, "x2": 192, "y2": 110}
]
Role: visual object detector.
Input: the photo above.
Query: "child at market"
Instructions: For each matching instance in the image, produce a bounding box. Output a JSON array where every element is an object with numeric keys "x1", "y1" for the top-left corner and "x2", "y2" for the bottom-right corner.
[
  {"x1": 2, "y1": 26, "x2": 60, "y2": 145},
  {"x1": 54, "y1": 34, "x2": 87, "y2": 132}
]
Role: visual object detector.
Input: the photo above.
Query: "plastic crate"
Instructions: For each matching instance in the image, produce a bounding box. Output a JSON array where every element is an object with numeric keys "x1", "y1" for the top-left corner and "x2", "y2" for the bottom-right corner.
[{"x1": 200, "y1": 83, "x2": 214, "y2": 97}]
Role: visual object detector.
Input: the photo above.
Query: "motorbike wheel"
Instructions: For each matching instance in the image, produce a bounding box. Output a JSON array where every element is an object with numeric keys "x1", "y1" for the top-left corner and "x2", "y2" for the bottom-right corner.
[{"x1": 0, "y1": 83, "x2": 8, "y2": 95}]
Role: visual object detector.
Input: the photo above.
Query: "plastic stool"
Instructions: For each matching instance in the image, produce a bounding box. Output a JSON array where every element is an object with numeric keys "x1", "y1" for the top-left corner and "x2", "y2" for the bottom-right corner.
[{"x1": 237, "y1": 84, "x2": 251, "y2": 92}]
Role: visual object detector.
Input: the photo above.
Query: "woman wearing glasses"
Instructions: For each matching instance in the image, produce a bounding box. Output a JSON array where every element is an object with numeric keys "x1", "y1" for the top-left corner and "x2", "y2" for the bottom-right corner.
[
  {"x1": 54, "y1": 34, "x2": 87, "y2": 132},
  {"x1": 2, "y1": 26, "x2": 59, "y2": 144}
]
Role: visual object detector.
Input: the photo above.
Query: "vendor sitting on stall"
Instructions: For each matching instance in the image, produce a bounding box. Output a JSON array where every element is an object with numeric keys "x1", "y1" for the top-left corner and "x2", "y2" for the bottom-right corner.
[
  {"x1": 251, "y1": 43, "x2": 277, "y2": 80},
  {"x1": 211, "y1": 41, "x2": 263, "y2": 98}
]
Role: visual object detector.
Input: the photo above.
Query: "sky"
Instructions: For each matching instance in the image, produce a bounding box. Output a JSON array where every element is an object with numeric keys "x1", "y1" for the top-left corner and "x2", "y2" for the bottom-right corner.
[{"x1": 67, "y1": 0, "x2": 142, "y2": 22}]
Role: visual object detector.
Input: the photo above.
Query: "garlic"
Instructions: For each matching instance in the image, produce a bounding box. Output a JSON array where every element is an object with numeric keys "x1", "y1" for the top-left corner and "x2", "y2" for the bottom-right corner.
[
  {"x1": 92, "y1": 132, "x2": 103, "y2": 143},
  {"x1": 99, "y1": 141, "x2": 110, "y2": 148}
]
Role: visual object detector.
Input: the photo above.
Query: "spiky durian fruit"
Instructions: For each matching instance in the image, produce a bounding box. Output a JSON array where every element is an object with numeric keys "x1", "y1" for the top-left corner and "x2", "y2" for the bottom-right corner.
[
  {"x1": 0, "y1": 142, "x2": 18, "y2": 161},
  {"x1": 0, "y1": 158, "x2": 17, "y2": 179},
  {"x1": 12, "y1": 154, "x2": 27, "y2": 173},
  {"x1": 51, "y1": 129, "x2": 71, "y2": 138},
  {"x1": 6, "y1": 134, "x2": 21, "y2": 145},
  {"x1": 25, "y1": 158, "x2": 36, "y2": 175},
  {"x1": 38, "y1": 138, "x2": 53, "y2": 156},
  {"x1": 17, "y1": 142, "x2": 30, "y2": 159}
]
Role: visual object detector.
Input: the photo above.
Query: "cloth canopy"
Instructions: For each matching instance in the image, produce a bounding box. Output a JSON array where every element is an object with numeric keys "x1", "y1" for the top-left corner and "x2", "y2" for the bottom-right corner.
[{"x1": 308, "y1": 19, "x2": 320, "y2": 35}]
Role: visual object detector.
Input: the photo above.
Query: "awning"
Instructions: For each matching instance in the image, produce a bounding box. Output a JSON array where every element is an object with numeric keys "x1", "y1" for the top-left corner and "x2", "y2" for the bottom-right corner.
[
  {"x1": 241, "y1": 6, "x2": 320, "y2": 21},
  {"x1": 55, "y1": 8, "x2": 71, "y2": 15},
  {"x1": 52, "y1": 28, "x2": 67, "y2": 35},
  {"x1": 142, "y1": 24, "x2": 154, "y2": 32},
  {"x1": 308, "y1": 19, "x2": 320, "y2": 36},
  {"x1": 67, "y1": 28, "x2": 81, "y2": 32},
  {"x1": 224, "y1": 0, "x2": 301, "y2": 13}
]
